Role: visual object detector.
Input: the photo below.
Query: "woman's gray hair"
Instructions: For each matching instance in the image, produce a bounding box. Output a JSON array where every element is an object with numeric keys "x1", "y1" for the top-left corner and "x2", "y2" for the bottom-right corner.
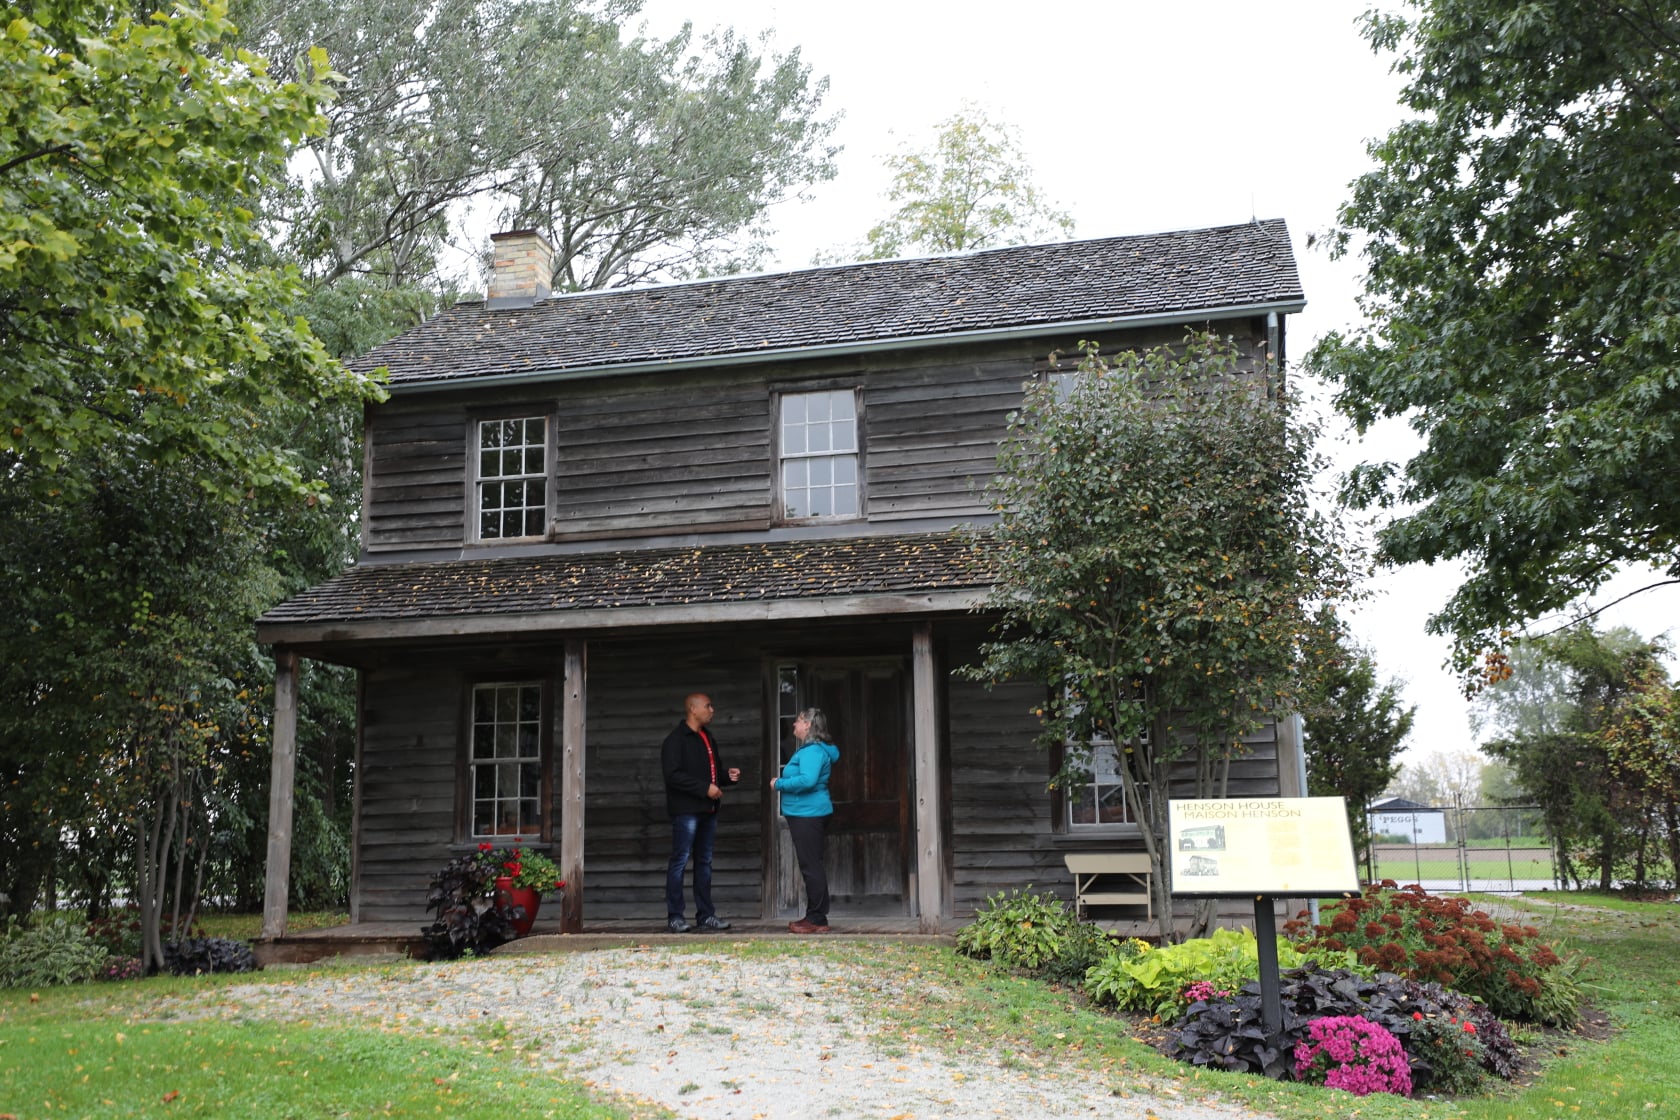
[{"x1": 797, "y1": 707, "x2": 831, "y2": 744}]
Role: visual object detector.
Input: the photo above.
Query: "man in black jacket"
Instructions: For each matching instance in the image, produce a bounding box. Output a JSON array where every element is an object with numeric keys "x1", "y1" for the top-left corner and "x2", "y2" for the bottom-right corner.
[{"x1": 662, "y1": 693, "x2": 740, "y2": 933}]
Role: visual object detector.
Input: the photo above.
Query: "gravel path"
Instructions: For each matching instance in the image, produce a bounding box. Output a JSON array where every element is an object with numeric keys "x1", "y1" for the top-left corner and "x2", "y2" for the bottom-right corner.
[{"x1": 161, "y1": 946, "x2": 1277, "y2": 1120}]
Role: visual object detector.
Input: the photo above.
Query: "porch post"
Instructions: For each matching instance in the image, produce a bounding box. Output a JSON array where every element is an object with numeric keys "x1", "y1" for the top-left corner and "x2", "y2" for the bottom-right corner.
[
  {"x1": 911, "y1": 622, "x2": 945, "y2": 933},
  {"x1": 560, "y1": 638, "x2": 587, "y2": 933},
  {"x1": 261, "y1": 647, "x2": 300, "y2": 939}
]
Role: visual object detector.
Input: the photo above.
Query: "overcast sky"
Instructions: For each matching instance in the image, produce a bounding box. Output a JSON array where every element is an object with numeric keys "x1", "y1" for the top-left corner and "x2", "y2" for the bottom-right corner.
[{"x1": 624, "y1": 0, "x2": 1677, "y2": 772}]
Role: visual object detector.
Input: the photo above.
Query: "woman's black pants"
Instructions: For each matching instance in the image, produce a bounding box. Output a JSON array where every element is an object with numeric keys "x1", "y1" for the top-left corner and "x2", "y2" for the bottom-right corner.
[{"x1": 786, "y1": 814, "x2": 830, "y2": 925}]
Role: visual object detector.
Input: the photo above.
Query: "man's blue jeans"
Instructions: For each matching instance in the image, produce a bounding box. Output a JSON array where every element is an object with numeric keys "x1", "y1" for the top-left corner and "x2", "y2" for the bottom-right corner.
[{"x1": 666, "y1": 811, "x2": 719, "y2": 922}]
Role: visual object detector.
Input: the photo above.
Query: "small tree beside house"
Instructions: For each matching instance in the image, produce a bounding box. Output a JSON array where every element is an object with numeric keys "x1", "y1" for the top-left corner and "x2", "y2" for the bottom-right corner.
[{"x1": 966, "y1": 334, "x2": 1360, "y2": 939}]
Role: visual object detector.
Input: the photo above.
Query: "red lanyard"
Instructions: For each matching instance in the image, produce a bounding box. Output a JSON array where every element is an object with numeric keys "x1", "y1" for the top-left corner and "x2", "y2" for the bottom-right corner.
[{"x1": 699, "y1": 728, "x2": 716, "y2": 784}]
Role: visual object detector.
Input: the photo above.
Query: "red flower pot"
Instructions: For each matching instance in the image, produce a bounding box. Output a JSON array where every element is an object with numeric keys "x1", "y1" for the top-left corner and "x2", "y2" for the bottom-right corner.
[{"x1": 495, "y1": 876, "x2": 541, "y2": 937}]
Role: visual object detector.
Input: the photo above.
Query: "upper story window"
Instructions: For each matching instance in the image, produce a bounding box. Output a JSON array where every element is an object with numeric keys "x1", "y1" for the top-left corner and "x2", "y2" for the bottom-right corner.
[
  {"x1": 476, "y1": 417, "x2": 547, "y2": 540},
  {"x1": 779, "y1": 389, "x2": 859, "y2": 520},
  {"x1": 469, "y1": 681, "x2": 545, "y2": 838}
]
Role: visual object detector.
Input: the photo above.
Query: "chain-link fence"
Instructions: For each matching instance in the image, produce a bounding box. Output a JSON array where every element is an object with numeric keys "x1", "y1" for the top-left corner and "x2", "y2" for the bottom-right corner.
[{"x1": 1366, "y1": 804, "x2": 1553, "y2": 892}]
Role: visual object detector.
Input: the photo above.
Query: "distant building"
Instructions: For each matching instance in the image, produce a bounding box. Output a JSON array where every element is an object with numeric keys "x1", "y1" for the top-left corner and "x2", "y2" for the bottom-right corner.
[{"x1": 1368, "y1": 796, "x2": 1447, "y2": 845}]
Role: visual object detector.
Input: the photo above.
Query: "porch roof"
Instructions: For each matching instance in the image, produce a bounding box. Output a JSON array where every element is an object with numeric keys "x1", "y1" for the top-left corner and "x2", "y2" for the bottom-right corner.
[{"x1": 256, "y1": 530, "x2": 995, "y2": 646}]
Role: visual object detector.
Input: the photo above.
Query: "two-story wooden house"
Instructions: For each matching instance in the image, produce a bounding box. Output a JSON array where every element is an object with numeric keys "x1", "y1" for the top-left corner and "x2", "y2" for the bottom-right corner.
[{"x1": 255, "y1": 219, "x2": 1309, "y2": 938}]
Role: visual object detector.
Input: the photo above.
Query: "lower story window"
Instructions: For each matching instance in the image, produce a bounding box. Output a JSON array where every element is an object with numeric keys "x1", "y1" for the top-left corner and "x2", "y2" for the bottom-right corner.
[
  {"x1": 470, "y1": 682, "x2": 543, "y2": 837},
  {"x1": 1067, "y1": 740, "x2": 1135, "y2": 827}
]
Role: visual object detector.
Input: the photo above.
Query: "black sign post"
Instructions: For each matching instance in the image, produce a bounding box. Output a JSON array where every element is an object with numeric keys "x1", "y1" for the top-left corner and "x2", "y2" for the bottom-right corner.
[{"x1": 1252, "y1": 894, "x2": 1283, "y2": 1032}]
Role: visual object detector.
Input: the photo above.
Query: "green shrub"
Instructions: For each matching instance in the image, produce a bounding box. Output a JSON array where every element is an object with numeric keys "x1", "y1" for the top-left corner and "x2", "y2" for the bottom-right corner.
[
  {"x1": 954, "y1": 888, "x2": 1077, "y2": 971},
  {"x1": 1040, "y1": 919, "x2": 1128, "y2": 986},
  {"x1": 1284, "y1": 882, "x2": 1580, "y2": 1025},
  {"x1": 85, "y1": 908, "x2": 202, "y2": 959},
  {"x1": 0, "y1": 917, "x2": 111, "y2": 988},
  {"x1": 1084, "y1": 926, "x2": 1346, "y2": 1019}
]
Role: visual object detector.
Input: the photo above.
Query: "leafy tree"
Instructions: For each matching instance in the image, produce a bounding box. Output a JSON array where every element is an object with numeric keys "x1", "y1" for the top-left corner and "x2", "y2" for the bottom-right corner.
[
  {"x1": 966, "y1": 335, "x2": 1359, "y2": 938},
  {"x1": 0, "y1": 0, "x2": 377, "y2": 935},
  {"x1": 1479, "y1": 626, "x2": 1675, "y2": 890},
  {"x1": 860, "y1": 104, "x2": 1074, "y2": 260},
  {"x1": 1300, "y1": 614, "x2": 1415, "y2": 865},
  {"x1": 236, "y1": 0, "x2": 839, "y2": 291},
  {"x1": 1307, "y1": 0, "x2": 1680, "y2": 678},
  {"x1": 0, "y1": 0, "x2": 377, "y2": 500}
]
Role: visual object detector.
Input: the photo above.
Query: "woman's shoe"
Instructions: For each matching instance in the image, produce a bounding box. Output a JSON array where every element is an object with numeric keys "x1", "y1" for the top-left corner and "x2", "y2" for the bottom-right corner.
[{"x1": 787, "y1": 919, "x2": 831, "y2": 934}]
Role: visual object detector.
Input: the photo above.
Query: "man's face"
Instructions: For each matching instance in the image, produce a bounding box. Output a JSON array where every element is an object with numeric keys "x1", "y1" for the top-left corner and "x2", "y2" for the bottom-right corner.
[{"x1": 690, "y1": 696, "x2": 714, "y2": 726}]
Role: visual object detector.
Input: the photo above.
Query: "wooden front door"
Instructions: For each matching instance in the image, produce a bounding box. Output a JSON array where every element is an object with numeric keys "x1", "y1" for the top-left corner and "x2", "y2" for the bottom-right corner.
[{"x1": 773, "y1": 661, "x2": 910, "y2": 916}]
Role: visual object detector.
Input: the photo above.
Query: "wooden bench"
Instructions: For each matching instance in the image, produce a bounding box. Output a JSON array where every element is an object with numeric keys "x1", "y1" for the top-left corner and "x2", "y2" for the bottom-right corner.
[{"x1": 1064, "y1": 852, "x2": 1153, "y2": 924}]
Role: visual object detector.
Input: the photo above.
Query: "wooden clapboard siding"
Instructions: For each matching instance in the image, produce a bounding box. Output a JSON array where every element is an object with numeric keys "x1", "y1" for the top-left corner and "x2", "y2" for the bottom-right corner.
[
  {"x1": 355, "y1": 666, "x2": 463, "y2": 919},
  {"x1": 944, "y1": 665, "x2": 1065, "y2": 917},
  {"x1": 864, "y1": 347, "x2": 1030, "y2": 522},
  {"x1": 365, "y1": 407, "x2": 470, "y2": 552},
  {"x1": 577, "y1": 638, "x2": 768, "y2": 920},
  {"x1": 554, "y1": 376, "x2": 771, "y2": 538}
]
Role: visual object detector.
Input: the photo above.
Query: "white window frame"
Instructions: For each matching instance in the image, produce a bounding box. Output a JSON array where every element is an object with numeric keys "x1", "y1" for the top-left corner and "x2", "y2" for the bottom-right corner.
[
  {"x1": 777, "y1": 388, "x2": 860, "y2": 522},
  {"x1": 1064, "y1": 699, "x2": 1146, "y2": 832},
  {"x1": 468, "y1": 681, "x2": 545, "y2": 839},
  {"x1": 474, "y1": 415, "x2": 548, "y2": 541}
]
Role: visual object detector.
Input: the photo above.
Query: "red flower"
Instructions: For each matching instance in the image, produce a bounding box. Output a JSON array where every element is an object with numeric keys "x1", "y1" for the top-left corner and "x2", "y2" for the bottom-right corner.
[
  {"x1": 478, "y1": 842, "x2": 493, "y2": 852},
  {"x1": 1463, "y1": 1022, "x2": 1476, "y2": 1034},
  {"x1": 1412, "y1": 1012, "x2": 1423, "y2": 1020}
]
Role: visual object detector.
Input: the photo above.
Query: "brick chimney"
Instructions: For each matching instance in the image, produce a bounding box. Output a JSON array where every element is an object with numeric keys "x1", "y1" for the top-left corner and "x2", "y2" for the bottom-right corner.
[{"x1": 486, "y1": 230, "x2": 554, "y2": 308}]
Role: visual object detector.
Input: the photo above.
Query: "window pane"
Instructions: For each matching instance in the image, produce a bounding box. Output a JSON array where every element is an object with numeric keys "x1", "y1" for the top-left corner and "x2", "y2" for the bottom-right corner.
[
  {"x1": 522, "y1": 446, "x2": 543, "y2": 475},
  {"x1": 809, "y1": 486, "x2": 833, "y2": 517},
  {"x1": 833, "y1": 483, "x2": 857, "y2": 516},
  {"x1": 829, "y1": 420, "x2": 856, "y2": 453},
  {"x1": 809, "y1": 457, "x2": 832, "y2": 487},
  {"x1": 833, "y1": 456, "x2": 856, "y2": 485},
  {"x1": 807, "y1": 393, "x2": 830, "y2": 422},
  {"x1": 479, "y1": 421, "x2": 502, "y2": 450},
  {"x1": 808, "y1": 422, "x2": 831, "y2": 453},
  {"x1": 783, "y1": 423, "x2": 806, "y2": 455},
  {"x1": 782, "y1": 395, "x2": 806, "y2": 426},
  {"x1": 831, "y1": 391, "x2": 855, "y2": 421},
  {"x1": 1097, "y1": 782, "x2": 1130, "y2": 825},
  {"x1": 1069, "y1": 784, "x2": 1098, "y2": 825},
  {"x1": 783, "y1": 459, "x2": 807, "y2": 489}
]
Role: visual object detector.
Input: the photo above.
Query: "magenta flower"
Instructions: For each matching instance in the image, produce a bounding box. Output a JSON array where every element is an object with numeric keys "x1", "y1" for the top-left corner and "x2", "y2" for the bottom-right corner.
[{"x1": 1292, "y1": 1015, "x2": 1412, "y2": 1098}]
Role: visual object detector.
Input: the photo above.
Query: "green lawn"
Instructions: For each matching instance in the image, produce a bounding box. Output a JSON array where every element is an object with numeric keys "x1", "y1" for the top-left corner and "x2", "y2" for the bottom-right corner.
[
  {"x1": 0, "y1": 967, "x2": 644, "y2": 1120},
  {"x1": 1373, "y1": 846, "x2": 1556, "y2": 884},
  {"x1": 2, "y1": 894, "x2": 1675, "y2": 1119}
]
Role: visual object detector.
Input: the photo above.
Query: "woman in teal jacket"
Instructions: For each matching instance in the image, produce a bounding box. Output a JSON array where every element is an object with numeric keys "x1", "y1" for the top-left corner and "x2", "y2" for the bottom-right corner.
[{"x1": 770, "y1": 707, "x2": 839, "y2": 933}]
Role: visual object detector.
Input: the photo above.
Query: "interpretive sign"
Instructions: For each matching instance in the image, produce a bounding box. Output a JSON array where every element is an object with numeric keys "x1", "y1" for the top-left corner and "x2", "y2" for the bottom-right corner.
[{"x1": 1168, "y1": 797, "x2": 1360, "y2": 898}]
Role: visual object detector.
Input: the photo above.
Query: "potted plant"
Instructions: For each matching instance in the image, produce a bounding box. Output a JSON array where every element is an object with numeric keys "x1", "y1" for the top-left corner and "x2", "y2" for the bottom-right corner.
[
  {"x1": 487, "y1": 842, "x2": 566, "y2": 937},
  {"x1": 419, "y1": 842, "x2": 566, "y2": 958}
]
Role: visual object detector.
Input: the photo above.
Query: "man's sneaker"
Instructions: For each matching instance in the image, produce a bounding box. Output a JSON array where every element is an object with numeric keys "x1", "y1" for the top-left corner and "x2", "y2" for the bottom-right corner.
[
  {"x1": 696, "y1": 915, "x2": 732, "y2": 931},
  {"x1": 787, "y1": 919, "x2": 831, "y2": 934},
  {"x1": 667, "y1": 917, "x2": 694, "y2": 934}
]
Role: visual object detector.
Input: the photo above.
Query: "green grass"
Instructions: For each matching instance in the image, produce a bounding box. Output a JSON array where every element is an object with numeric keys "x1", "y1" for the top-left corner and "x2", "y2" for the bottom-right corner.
[
  {"x1": 0, "y1": 968, "x2": 649, "y2": 1120},
  {"x1": 193, "y1": 910, "x2": 349, "y2": 939},
  {"x1": 2, "y1": 895, "x2": 1674, "y2": 1119},
  {"x1": 1374, "y1": 847, "x2": 1556, "y2": 883}
]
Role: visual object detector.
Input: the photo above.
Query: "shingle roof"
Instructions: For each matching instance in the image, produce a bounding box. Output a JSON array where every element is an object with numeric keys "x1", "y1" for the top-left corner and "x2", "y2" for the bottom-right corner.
[
  {"x1": 359, "y1": 220, "x2": 1301, "y2": 385},
  {"x1": 258, "y1": 532, "x2": 994, "y2": 628}
]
